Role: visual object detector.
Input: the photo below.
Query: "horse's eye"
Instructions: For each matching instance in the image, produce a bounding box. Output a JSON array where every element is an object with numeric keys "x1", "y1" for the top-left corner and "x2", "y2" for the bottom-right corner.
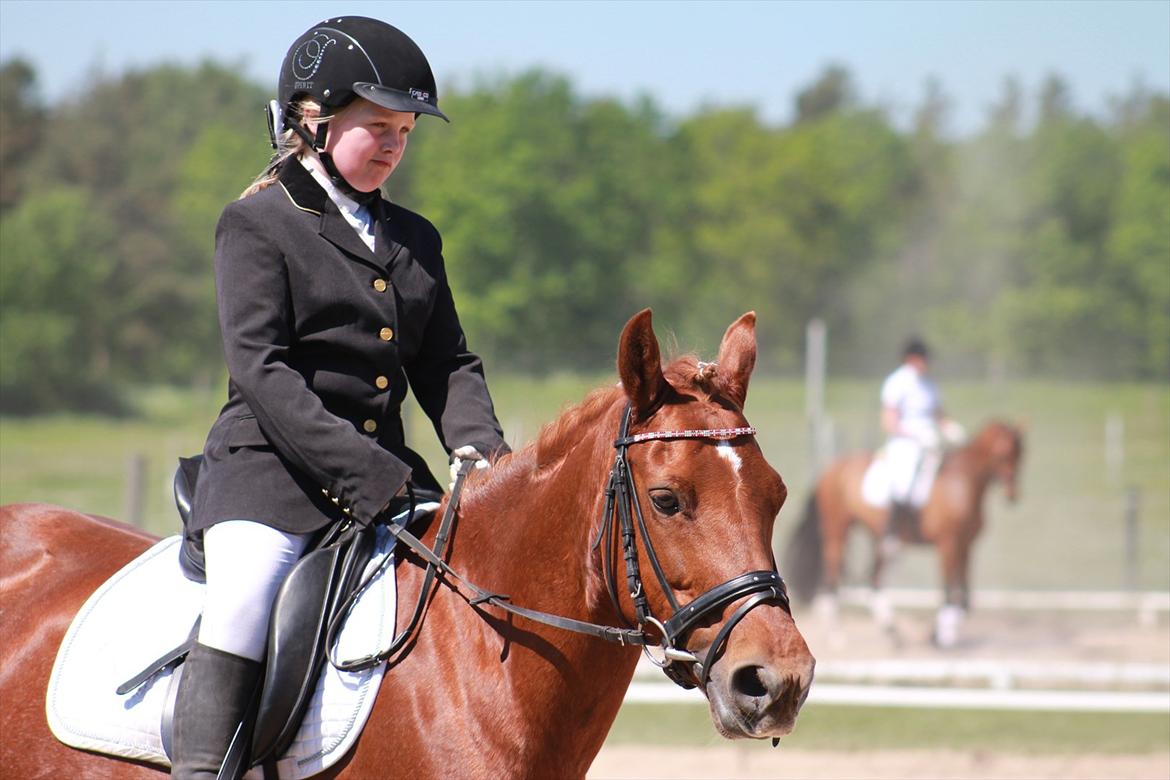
[{"x1": 649, "y1": 489, "x2": 681, "y2": 516}]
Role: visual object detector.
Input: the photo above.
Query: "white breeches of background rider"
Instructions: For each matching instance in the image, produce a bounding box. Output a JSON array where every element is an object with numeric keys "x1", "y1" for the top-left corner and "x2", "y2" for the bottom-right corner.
[
  {"x1": 886, "y1": 436, "x2": 940, "y2": 507},
  {"x1": 199, "y1": 520, "x2": 312, "y2": 661}
]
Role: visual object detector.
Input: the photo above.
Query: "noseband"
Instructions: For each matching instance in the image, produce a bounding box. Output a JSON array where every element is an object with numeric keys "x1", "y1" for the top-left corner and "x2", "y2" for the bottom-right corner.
[
  {"x1": 342, "y1": 404, "x2": 790, "y2": 693},
  {"x1": 593, "y1": 405, "x2": 791, "y2": 689}
]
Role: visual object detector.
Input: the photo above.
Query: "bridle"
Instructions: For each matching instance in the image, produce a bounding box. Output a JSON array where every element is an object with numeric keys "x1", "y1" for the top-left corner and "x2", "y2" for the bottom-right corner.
[
  {"x1": 334, "y1": 403, "x2": 791, "y2": 693},
  {"x1": 593, "y1": 404, "x2": 791, "y2": 689}
]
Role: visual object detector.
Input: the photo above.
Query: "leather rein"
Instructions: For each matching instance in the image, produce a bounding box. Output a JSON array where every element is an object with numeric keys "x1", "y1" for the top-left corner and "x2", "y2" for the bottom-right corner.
[{"x1": 332, "y1": 404, "x2": 790, "y2": 693}]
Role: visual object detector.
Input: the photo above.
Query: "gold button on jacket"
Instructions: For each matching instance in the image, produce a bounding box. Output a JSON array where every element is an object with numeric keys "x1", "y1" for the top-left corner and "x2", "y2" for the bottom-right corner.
[
  {"x1": 373, "y1": 278, "x2": 388, "y2": 292},
  {"x1": 379, "y1": 327, "x2": 394, "y2": 341}
]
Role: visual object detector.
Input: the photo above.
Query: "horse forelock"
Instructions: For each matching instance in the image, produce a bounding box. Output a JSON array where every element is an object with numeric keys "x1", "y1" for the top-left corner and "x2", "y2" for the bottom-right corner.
[{"x1": 663, "y1": 355, "x2": 742, "y2": 411}]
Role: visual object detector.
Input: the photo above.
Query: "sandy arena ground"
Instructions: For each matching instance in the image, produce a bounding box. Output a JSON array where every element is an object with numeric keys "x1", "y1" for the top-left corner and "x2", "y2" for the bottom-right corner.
[{"x1": 588, "y1": 746, "x2": 1170, "y2": 780}]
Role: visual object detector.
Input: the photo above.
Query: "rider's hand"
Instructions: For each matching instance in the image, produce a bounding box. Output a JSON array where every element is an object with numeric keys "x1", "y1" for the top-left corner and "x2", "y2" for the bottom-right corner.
[
  {"x1": 940, "y1": 419, "x2": 967, "y2": 445},
  {"x1": 449, "y1": 445, "x2": 489, "y2": 492}
]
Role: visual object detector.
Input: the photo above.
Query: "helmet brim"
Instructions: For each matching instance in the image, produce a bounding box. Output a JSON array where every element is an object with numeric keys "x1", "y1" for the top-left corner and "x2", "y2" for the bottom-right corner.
[{"x1": 353, "y1": 82, "x2": 449, "y2": 122}]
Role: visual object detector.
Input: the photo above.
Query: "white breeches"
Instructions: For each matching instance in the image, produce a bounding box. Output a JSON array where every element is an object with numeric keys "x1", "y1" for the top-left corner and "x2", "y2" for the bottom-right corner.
[
  {"x1": 199, "y1": 520, "x2": 312, "y2": 661},
  {"x1": 886, "y1": 437, "x2": 940, "y2": 507}
]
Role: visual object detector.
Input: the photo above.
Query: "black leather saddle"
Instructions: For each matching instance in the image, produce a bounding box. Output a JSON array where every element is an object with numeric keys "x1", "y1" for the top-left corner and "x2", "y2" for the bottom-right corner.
[{"x1": 173, "y1": 455, "x2": 206, "y2": 582}]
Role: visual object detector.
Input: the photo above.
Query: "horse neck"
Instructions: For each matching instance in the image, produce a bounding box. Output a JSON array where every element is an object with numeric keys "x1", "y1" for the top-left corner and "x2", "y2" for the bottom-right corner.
[
  {"x1": 441, "y1": 391, "x2": 639, "y2": 765},
  {"x1": 953, "y1": 427, "x2": 1002, "y2": 492},
  {"x1": 456, "y1": 391, "x2": 620, "y2": 602}
]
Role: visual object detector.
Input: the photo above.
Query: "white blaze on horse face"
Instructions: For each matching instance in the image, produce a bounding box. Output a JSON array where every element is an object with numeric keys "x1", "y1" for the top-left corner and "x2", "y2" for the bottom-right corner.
[{"x1": 717, "y1": 441, "x2": 742, "y2": 478}]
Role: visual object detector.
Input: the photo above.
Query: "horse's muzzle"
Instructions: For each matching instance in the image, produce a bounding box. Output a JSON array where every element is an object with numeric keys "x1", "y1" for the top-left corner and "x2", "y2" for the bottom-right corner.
[{"x1": 706, "y1": 656, "x2": 815, "y2": 739}]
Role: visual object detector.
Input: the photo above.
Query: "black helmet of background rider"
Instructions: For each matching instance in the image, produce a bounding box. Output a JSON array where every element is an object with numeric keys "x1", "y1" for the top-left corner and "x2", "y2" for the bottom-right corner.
[
  {"x1": 269, "y1": 17, "x2": 448, "y2": 195},
  {"x1": 902, "y1": 338, "x2": 931, "y2": 361}
]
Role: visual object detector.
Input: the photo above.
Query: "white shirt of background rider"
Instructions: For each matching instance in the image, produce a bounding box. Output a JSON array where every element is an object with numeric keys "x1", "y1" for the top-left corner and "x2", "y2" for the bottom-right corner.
[{"x1": 881, "y1": 362, "x2": 941, "y2": 446}]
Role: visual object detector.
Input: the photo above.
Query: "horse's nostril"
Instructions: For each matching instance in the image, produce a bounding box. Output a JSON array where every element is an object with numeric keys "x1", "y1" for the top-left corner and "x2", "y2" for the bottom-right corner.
[{"x1": 730, "y1": 665, "x2": 770, "y2": 699}]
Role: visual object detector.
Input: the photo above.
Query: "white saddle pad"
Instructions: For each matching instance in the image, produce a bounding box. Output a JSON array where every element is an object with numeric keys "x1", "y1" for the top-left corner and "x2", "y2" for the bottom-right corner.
[
  {"x1": 46, "y1": 507, "x2": 435, "y2": 779},
  {"x1": 862, "y1": 443, "x2": 940, "y2": 509},
  {"x1": 861, "y1": 447, "x2": 893, "y2": 508}
]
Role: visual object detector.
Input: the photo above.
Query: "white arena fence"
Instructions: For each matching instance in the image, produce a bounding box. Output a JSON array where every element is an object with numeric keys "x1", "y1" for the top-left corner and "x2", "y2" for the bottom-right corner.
[
  {"x1": 805, "y1": 658, "x2": 1170, "y2": 689},
  {"x1": 836, "y1": 587, "x2": 1169, "y2": 624},
  {"x1": 624, "y1": 681, "x2": 1170, "y2": 714}
]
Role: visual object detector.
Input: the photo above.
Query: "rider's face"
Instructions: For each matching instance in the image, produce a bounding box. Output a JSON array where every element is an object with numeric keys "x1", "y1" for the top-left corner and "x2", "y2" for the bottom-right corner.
[{"x1": 320, "y1": 99, "x2": 415, "y2": 192}]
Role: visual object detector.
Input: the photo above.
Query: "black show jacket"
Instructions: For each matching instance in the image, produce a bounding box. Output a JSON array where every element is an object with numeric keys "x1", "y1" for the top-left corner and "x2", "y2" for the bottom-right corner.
[{"x1": 191, "y1": 160, "x2": 508, "y2": 535}]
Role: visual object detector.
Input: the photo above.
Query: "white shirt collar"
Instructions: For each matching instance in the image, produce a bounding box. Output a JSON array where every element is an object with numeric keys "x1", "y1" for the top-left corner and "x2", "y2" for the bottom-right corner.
[
  {"x1": 299, "y1": 155, "x2": 377, "y2": 252},
  {"x1": 299, "y1": 155, "x2": 366, "y2": 218}
]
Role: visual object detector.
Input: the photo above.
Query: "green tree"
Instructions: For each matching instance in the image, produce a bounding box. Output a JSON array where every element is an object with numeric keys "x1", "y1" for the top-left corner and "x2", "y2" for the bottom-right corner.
[
  {"x1": 0, "y1": 187, "x2": 122, "y2": 412},
  {"x1": 668, "y1": 91, "x2": 915, "y2": 371},
  {"x1": 18, "y1": 61, "x2": 269, "y2": 387},
  {"x1": 0, "y1": 59, "x2": 45, "y2": 212},
  {"x1": 401, "y1": 71, "x2": 669, "y2": 370},
  {"x1": 1104, "y1": 92, "x2": 1170, "y2": 378}
]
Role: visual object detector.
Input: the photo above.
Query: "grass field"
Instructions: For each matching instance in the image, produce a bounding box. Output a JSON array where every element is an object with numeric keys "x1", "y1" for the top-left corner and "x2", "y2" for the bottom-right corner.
[
  {"x1": 605, "y1": 702, "x2": 1170, "y2": 754},
  {"x1": 2, "y1": 376, "x2": 1167, "y2": 591}
]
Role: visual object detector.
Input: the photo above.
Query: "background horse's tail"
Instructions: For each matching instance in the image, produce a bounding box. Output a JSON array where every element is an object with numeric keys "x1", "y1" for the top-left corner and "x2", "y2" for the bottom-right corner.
[{"x1": 782, "y1": 492, "x2": 824, "y2": 604}]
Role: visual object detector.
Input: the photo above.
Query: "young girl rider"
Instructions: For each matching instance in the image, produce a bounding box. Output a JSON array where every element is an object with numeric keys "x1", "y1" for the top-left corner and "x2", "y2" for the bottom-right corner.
[{"x1": 174, "y1": 17, "x2": 509, "y2": 778}]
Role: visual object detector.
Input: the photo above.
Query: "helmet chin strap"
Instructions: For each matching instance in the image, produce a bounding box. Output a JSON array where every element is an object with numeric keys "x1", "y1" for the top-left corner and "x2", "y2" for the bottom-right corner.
[
  {"x1": 287, "y1": 116, "x2": 381, "y2": 206},
  {"x1": 318, "y1": 151, "x2": 380, "y2": 206}
]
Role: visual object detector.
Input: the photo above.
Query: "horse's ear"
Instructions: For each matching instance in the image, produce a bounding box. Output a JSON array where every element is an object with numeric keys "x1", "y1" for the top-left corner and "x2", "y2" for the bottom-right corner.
[
  {"x1": 716, "y1": 311, "x2": 757, "y2": 409},
  {"x1": 618, "y1": 309, "x2": 670, "y2": 419}
]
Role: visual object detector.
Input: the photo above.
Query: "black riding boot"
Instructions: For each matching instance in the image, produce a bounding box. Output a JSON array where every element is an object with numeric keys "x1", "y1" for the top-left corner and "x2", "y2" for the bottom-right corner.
[
  {"x1": 881, "y1": 501, "x2": 913, "y2": 556},
  {"x1": 171, "y1": 642, "x2": 260, "y2": 779}
]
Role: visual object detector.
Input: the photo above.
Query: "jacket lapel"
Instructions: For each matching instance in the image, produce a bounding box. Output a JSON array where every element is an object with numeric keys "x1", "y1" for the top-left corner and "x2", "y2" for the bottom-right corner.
[
  {"x1": 372, "y1": 198, "x2": 405, "y2": 271},
  {"x1": 279, "y1": 160, "x2": 382, "y2": 270},
  {"x1": 319, "y1": 207, "x2": 380, "y2": 268}
]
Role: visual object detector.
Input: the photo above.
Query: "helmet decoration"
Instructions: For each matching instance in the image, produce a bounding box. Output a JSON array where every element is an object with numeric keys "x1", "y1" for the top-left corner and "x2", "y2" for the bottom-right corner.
[{"x1": 267, "y1": 16, "x2": 447, "y2": 195}]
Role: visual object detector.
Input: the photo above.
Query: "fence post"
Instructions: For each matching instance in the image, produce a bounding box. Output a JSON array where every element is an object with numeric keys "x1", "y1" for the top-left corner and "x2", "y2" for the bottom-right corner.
[
  {"x1": 1124, "y1": 486, "x2": 1141, "y2": 592},
  {"x1": 1105, "y1": 412, "x2": 1124, "y2": 486},
  {"x1": 805, "y1": 318, "x2": 828, "y2": 473}
]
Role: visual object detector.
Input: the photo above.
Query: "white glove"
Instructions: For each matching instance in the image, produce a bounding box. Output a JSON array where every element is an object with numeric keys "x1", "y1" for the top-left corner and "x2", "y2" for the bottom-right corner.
[
  {"x1": 449, "y1": 445, "x2": 489, "y2": 492},
  {"x1": 940, "y1": 419, "x2": 967, "y2": 446}
]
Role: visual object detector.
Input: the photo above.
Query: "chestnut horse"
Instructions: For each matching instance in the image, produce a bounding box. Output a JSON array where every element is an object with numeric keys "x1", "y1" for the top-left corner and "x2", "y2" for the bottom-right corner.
[
  {"x1": 0, "y1": 310, "x2": 814, "y2": 779},
  {"x1": 784, "y1": 421, "x2": 1023, "y2": 646}
]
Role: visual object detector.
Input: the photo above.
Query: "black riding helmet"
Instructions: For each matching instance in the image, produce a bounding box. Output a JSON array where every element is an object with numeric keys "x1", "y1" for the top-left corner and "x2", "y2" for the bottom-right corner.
[
  {"x1": 268, "y1": 17, "x2": 447, "y2": 194},
  {"x1": 902, "y1": 338, "x2": 931, "y2": 360}
]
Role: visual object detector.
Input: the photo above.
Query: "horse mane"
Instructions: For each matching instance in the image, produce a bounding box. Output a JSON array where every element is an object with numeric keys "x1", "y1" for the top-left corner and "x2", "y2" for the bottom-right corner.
[
  {"x1": 974, "y1": 419, "x2": 1022, "y2": 446},
  {"x1": 529, "y1": 355, "x2": 739, "y2": 466},
  {"x1": 949, "y1": 420, "x2": 1023, "y2": 471},
  {"x1": 469, "y1": 354, "x2": 741, "y2": 496},
  {"x1": 533, "y1": 385, "x2": 624, "y2": 468}
]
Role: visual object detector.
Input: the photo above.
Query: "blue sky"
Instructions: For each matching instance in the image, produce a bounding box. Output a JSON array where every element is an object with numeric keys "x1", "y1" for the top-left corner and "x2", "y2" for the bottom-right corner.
[{"x1": 2, "y1": 0, "x2": 1167, "y2": 134}]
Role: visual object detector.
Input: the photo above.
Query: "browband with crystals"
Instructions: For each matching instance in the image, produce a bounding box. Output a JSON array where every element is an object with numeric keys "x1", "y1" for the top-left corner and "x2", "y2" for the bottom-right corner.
[{"x1": 614, "y1": 426, "x2": 757, "y2": 448}]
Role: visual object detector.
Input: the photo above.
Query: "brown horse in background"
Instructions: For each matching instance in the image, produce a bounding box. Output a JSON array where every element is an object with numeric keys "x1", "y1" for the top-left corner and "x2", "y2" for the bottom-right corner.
[
  {"x1": 0, "y1": 310, "x2": 814, "y2": 779},
  {"x1": 784, "y1": 421, "x2": 1024, "y2": 646}
]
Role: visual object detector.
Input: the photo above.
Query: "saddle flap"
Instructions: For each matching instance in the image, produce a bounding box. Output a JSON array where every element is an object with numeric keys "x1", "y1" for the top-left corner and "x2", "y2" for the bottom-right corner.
[{"x1": 251, "y1": 527, "x2": 376, "y2": 765}]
